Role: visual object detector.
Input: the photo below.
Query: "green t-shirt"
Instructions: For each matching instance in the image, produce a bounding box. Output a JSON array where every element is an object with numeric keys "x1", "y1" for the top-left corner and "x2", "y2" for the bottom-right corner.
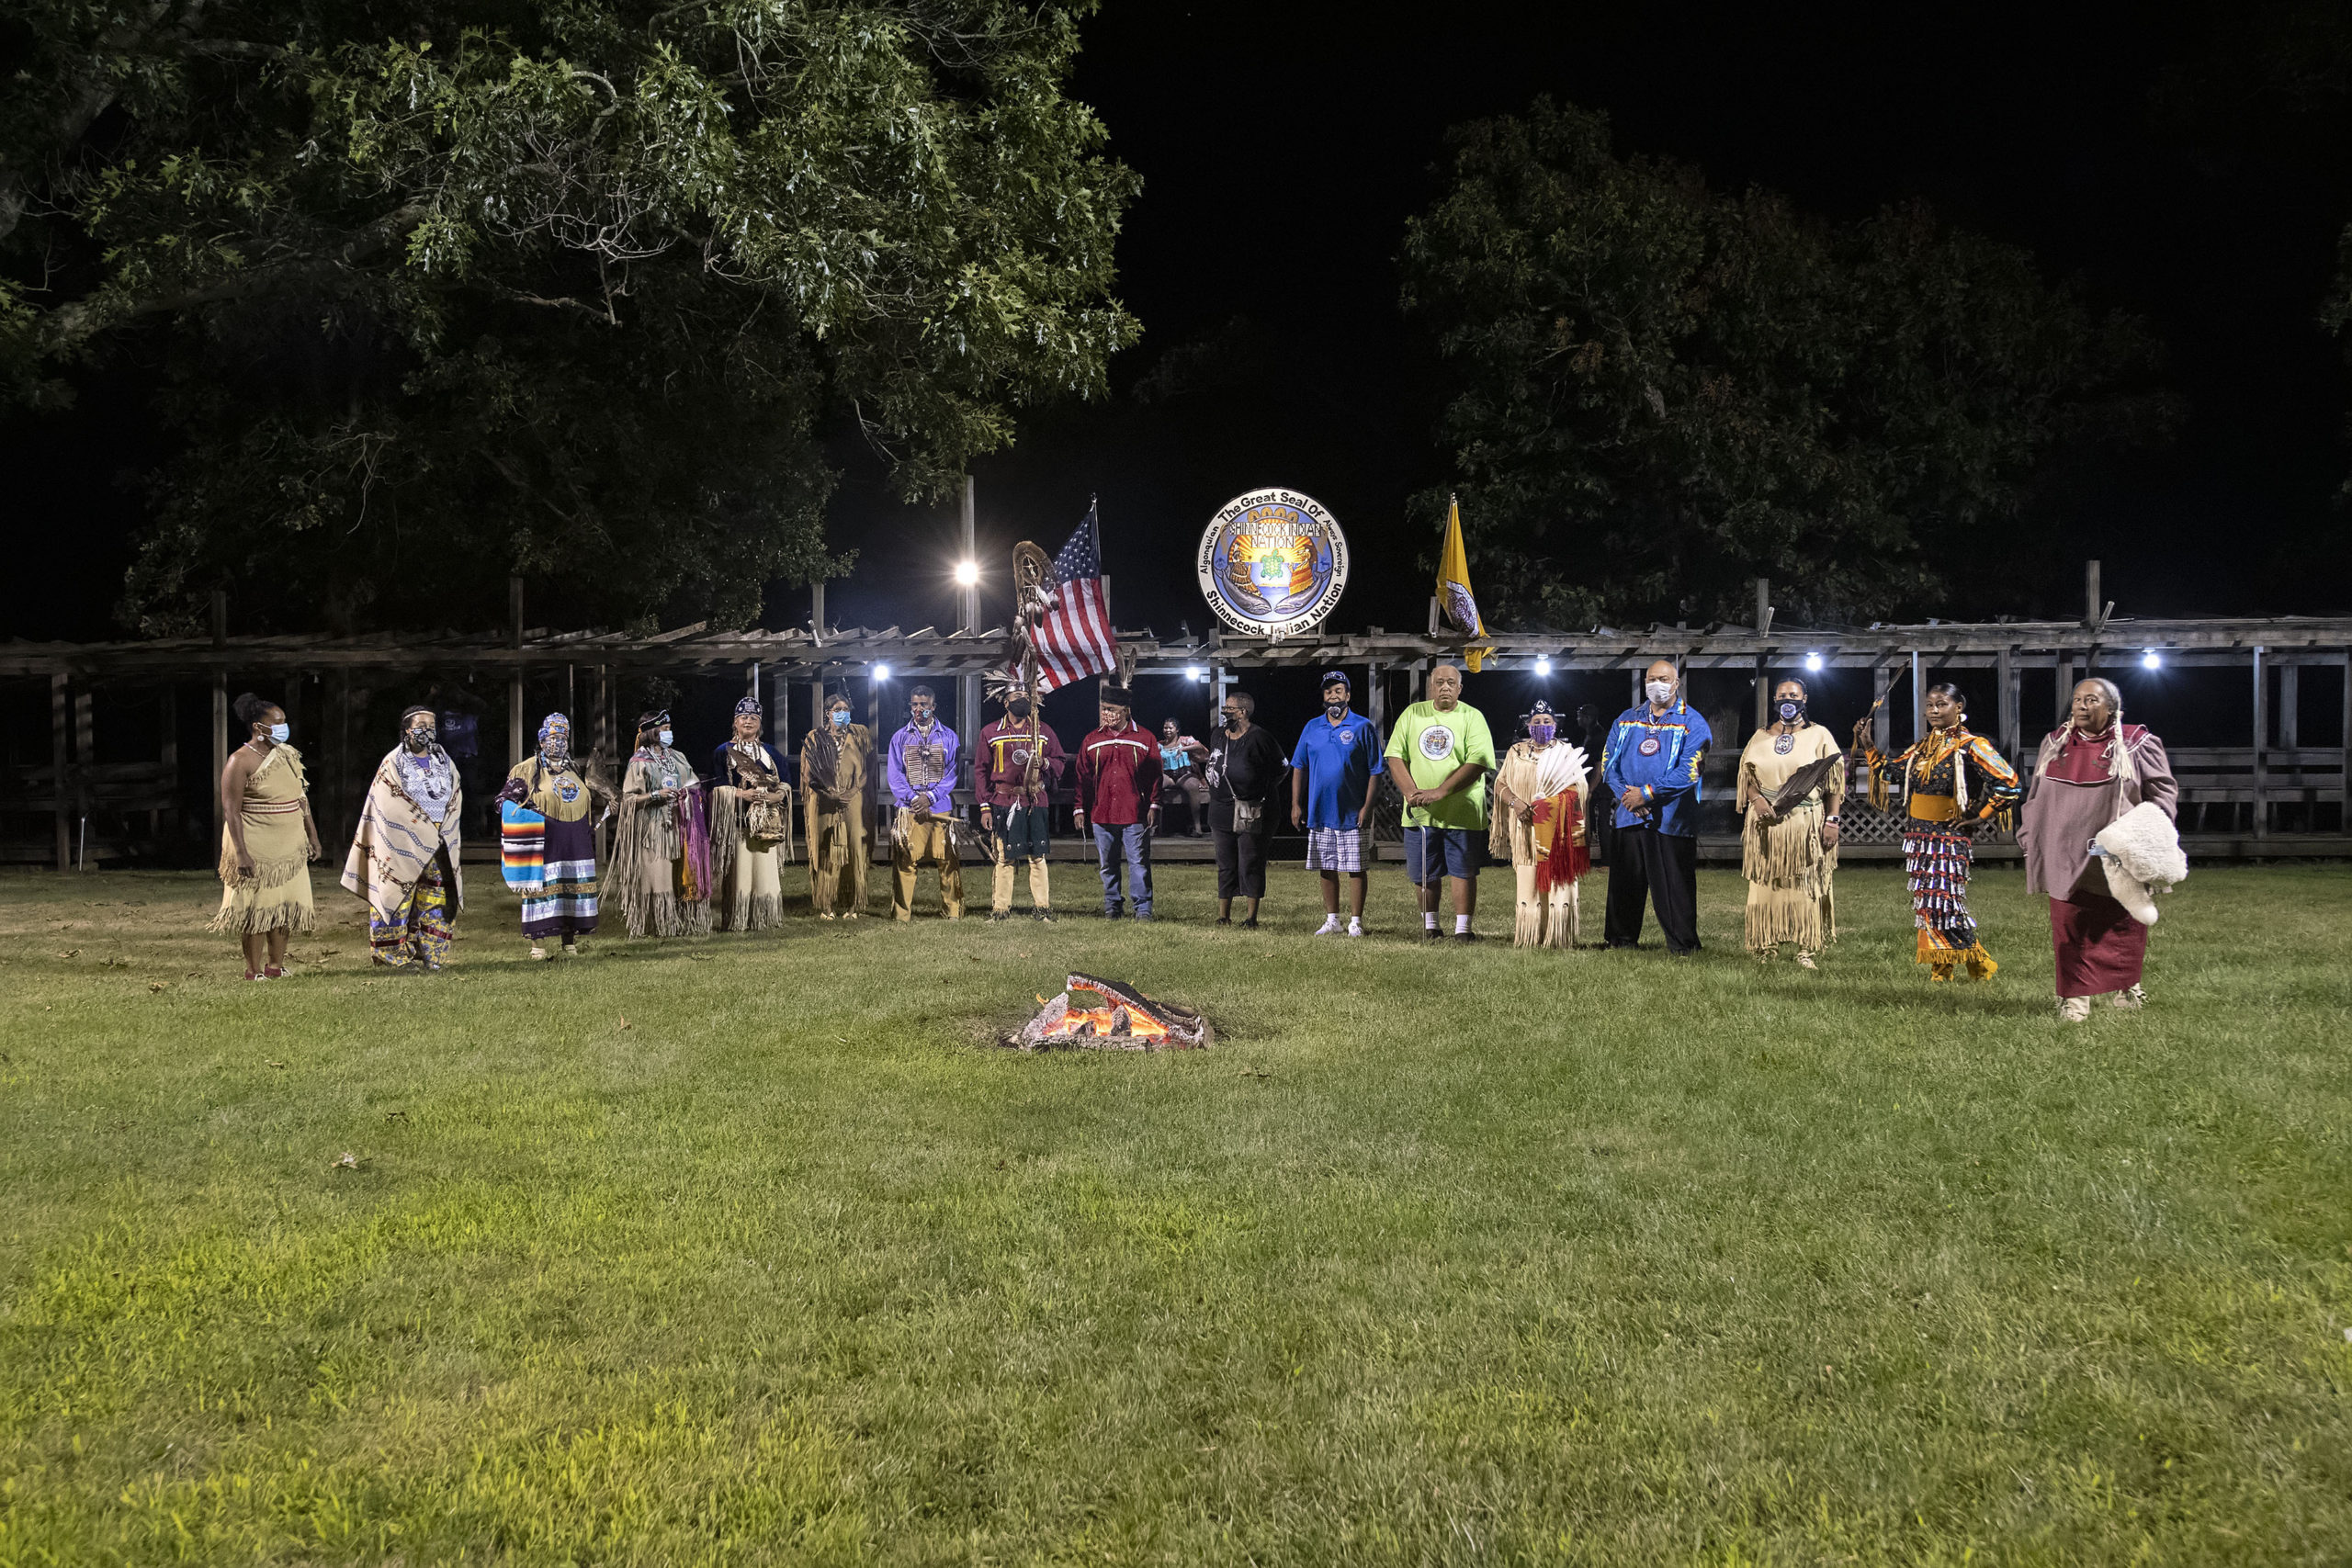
[{"x1": 1385, "y1": 701, "x2": 1497, "y2": 829}]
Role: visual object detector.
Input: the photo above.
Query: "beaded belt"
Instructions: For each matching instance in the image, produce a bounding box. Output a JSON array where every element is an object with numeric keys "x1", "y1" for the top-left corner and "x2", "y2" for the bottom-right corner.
[{"x1": 246, "y1": 799, "x2": 303, "y2": 815}]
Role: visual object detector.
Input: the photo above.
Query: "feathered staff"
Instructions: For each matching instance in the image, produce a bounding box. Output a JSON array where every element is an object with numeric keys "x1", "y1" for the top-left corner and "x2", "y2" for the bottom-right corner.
[{"x1": 983, "y1": 541, "x2": 1055, "y2": 796}]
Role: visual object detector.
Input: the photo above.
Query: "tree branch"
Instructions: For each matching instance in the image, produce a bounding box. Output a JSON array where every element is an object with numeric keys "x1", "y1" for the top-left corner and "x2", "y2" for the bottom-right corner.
[{"x1": 34, "y1": 200, "x2": 430, "y2": 355}]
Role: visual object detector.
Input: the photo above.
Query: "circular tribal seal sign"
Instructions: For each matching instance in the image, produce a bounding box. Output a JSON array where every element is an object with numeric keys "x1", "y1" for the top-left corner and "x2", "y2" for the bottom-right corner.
[{"x1": 1197, "y1": 489, "x2": 1350, "y2": 639}]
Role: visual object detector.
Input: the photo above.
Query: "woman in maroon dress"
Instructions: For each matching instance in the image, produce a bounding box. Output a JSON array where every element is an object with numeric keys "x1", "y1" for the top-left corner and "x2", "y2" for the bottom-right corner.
[{"x1": 2018, "y1": 678, "x2": 2178, "y2": 1022}]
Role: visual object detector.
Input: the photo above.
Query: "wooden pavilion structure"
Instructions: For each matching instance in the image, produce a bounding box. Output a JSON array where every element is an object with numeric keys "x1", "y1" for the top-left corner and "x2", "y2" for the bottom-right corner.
[{"x1": 5, "y1": 567, "x2": 2348, "y2": 869}]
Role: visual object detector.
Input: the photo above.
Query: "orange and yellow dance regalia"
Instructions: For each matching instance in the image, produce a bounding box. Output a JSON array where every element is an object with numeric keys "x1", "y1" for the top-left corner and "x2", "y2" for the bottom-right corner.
[{"x1": 1859, "y1": 728, "x2": 2021, "y2": 980}]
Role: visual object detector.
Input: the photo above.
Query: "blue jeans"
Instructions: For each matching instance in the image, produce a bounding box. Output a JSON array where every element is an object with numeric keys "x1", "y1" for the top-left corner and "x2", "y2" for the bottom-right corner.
[{"x1": 1092, "y1": 821, "x2": 1153, "y2": 916}]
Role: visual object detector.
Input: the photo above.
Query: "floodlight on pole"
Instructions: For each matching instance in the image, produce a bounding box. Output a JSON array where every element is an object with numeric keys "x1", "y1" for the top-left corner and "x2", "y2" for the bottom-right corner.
[
  {"x1": 953, "y1": 559, "x2": 979, "y2": 588},
  {"x1": 1185, "y1": 665, "x2": 1205, "y2": 681},
  {"x1": 873, "y1": 662, "x2": 892, "y2": 681}
]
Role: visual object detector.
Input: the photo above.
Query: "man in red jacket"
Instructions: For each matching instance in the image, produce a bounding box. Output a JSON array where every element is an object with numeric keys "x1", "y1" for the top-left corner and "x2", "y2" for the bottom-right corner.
[
  {"x1": 972, "y1": 690, "x2": 1069, "y2": 922},
  {"x1": 1074, "y1": 683, "x2": 1161, "y2": 919}
]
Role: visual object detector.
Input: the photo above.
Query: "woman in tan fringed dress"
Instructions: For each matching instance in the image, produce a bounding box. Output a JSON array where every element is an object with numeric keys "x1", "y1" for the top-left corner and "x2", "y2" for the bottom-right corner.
[
  {"x1": 610, "y1": 709, "x2": 721, "y2": 938},
  {"x1": 1487, "y1": 700, "x2": 1592, "y2": 949},
  {"x1": 1736, "y1": 678, "x2": 1844, "y2": 967},
  {"x1": 211, "y1": 692, "x2": 322, "y2": 979}
]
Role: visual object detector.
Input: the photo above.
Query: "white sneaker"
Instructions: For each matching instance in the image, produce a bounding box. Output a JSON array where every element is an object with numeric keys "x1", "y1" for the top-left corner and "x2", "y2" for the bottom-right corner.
[
  {"x1": 2058, "y1": 996, "x2": 2092, "y2": 1023},
  {"x1": 2110, "y1": 985, "x2": 2146, "y2": 1010},
  {"x1": 1314, "y1": 917, "x2": 1343, "y2": 936},
  {"x1": 1346, "y1": 919, "x2": 1363, "y2": 937}
]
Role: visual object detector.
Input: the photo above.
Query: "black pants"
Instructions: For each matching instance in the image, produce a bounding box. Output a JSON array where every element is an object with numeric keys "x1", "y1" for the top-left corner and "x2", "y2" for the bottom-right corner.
[
  {"x1": 1212, "y1": 825, "x2": 1270, "y2": 899},
  {"x1": 1604, "y1": 825, "x2": 1700, "y2": 952}
]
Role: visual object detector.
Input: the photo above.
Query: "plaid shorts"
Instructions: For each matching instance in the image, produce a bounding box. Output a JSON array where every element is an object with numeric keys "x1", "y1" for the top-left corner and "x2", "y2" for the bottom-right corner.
[{"x1": 1305, "y1": 827, "x2": 1363, "y2": 874}]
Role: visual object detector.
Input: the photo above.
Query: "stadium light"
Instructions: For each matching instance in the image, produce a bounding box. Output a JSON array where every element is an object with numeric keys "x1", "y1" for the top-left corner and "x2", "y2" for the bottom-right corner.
[
  {"x1": 873, "y1": 662, "x2": 892, "y2": 680},
  {"x1": 1804, "y1": 651, "x2": 1824, "y2": 671},
  {"x1": 1185, "y1": 665, "x2": 1206, "y2": 681},
  {"x1": 953, "y1": 559, "x2": 979, "y2": 588},
  {"x1": 1534, "y1": 657, "x2": 1554, "y2": 676},
  {"x1": 2142, "y1": 649, "x2": 2162, "y2": 670}
]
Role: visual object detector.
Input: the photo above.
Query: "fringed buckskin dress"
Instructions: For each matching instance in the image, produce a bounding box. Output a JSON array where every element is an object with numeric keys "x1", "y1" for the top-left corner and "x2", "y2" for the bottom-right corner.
[
  {"x1": 211, "y1": 743, "x2": 316, "y2": 936},
  {"x1": 1736, "y1": 723, "x2": 1843, "y2": 961}
]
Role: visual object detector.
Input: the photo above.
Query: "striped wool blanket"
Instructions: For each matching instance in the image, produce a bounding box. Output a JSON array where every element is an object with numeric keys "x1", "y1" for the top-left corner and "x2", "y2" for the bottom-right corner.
[
  {"x1": 342, "y1": 749, "x2": 467, "y2": 921},
  {"x1": 499, "y1": 799, "x2": 547, "y2": 892}
]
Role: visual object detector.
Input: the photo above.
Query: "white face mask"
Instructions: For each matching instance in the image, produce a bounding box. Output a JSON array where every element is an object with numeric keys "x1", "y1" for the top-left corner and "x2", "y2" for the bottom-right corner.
[
  {"x1": 657, "y1": 728, "x2": 673, "y2": 747},
  {"x1": 267, "y1": 723, "x2": 289, "y2": 743},
  {"x1": 1645, "y1": 680, "x2": 1675, "y2": 706}
]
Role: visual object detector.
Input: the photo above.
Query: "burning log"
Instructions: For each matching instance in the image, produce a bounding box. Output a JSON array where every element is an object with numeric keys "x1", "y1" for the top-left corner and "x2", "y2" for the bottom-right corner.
[{"x1": 1006, "y1": 973, "x2": 1213, "y2": 1051}]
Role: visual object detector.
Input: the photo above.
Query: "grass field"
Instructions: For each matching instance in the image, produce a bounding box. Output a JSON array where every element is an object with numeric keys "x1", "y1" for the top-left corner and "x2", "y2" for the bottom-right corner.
[{"x1": 1, "y1": 858, "x2": 2348, "y2": 1566}]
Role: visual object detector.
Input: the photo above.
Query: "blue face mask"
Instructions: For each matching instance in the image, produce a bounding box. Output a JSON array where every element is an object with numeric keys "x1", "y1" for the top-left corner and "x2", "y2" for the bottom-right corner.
[
  {"x1": 831, "y1": 710, "x2": 850, "y2": 728},
  {"x1": 657, "y1": 728, "x2": 673, "y2": 747},
  {"x1": 267, "y1": 723, "x2": 289, "y2": 743}
]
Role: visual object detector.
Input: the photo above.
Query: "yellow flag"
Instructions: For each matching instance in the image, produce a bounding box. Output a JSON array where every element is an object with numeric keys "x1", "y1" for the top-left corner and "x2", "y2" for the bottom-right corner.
[{"x1": 1436, "y1": 494, "x2": 1489, "y2": 672}]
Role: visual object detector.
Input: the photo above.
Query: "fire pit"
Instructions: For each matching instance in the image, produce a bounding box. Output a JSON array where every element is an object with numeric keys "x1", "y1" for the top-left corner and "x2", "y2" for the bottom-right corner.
[{"x1": 1005, "y1": 973, "x2": 1214, "y2": 1051}]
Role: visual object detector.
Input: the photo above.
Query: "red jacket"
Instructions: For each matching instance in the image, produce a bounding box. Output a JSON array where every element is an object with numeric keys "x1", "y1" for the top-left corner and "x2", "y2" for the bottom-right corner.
[
  {"x1": 1076, "y1": 723, "x2": 1161, "y2": 826},
  {"x1": 972, "y1": 717, "x2": 1069, "y2": 808}
]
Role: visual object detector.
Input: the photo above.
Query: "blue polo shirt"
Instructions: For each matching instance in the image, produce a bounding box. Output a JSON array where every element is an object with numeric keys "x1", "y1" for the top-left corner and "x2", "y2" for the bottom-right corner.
[
  {"x1": 1289, "y1": 709, "x2": 1382, "y2": 829},
  {"x1": 1600, "y1": 701, "x2": 1712, "y2": 836}
]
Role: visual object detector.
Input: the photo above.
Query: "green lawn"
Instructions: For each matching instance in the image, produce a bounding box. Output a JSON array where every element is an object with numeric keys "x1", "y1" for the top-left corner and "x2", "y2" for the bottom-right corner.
[{"x1": 1, "y1": 860, "x2": 2347, "y2": 1566}]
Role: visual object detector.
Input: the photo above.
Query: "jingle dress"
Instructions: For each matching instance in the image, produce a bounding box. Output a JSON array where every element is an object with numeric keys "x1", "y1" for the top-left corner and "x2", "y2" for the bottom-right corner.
[{"x1": 1860, "y1": 728, "x2": 2020, "y2": 977}]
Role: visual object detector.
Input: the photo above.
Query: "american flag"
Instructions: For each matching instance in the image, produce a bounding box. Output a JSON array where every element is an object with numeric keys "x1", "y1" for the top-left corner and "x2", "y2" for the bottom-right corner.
[{"x1": 1032, "y1": 501, "x2": 1121, "y2": 692}]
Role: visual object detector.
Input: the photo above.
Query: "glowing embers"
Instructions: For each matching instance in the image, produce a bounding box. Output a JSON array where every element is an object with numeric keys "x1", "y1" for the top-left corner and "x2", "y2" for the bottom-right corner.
[{"x1": 1008, "y1": 973, "x2": 1213, "y2": 1051}]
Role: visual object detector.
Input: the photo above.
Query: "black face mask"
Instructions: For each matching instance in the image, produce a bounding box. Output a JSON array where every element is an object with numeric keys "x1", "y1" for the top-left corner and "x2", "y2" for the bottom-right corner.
[
  {"x1": 1777, "y1": 699, "x2": 1807, "y2": 724},
  {"x1": 1223, "y1": 712, "x2": 1243, "y2": 732},
  {"x1": 1007, "y1": 699, "x2": 1031, "y2": 719},
  {"x1": 1324, "y1": 700, "x2": 1348, "y2": 720}
]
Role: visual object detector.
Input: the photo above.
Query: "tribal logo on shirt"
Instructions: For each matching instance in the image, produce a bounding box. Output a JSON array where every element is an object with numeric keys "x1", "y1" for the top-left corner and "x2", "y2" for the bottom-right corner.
[{"x1": 1418, "y1": 724, "x2": 1458, "y2": 761}]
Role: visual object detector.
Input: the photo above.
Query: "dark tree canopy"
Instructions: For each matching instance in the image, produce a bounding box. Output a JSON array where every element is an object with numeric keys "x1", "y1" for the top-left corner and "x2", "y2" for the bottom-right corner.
[
  {"x1": 1400, "y1": 99, "x2": 2173, "y2": 631},
  {"x1": 0, "y1": 0, "x2": 1140, "y2": 634}
]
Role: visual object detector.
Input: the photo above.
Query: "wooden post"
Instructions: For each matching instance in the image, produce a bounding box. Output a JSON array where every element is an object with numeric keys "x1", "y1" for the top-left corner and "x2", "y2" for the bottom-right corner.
[
  {"x1": 508, "y1": 575, "x2": 526, "y2": 771},
  {"x1": 73, "y1": 685, "x2": 95, "y2": 871},
  {"x1": 333, "y1": 668, "x2": 352, "y2": 859},
  {"x1": 1997, "y1": 645, "x2": 2019, "y2": 766},
  {"x1": 2252, "y1": 645, "x2": 2267, "y2": 840},
  {"x1": 1368, "y1": 660, "x2": 1386, "y2": 737},
  {"x1": 2086, "y1": 559, "x2": 2101, "y2": 626},
  {"x1": 1871, "y1": 661, "x2": 1893, "y2": 754},
  {"x1": 1909, "y1": 649, "x2": 1924, "y2": 747},
  {"x1": 957, "y1": 475, "x2": 978, "y2": 783},
  {"x1": 2055, "y1": 652, "x2": 2073, "y2": 733},
  {"x1": 2341, "y1": 649, "x2": 2351, "y2": 830},
  {"x1": 1754, "y1": 577, "x2": 1772, "y2": 738},
  {"x1": 157, "y1": 682, "x2": 177, "y2": 843},
  {"x1": 2279, "y1": 660, "x2": 2300, "y2": 752},
  {"x1": 51, "y1": 674, "x2": 70, "y2": 872},
  {"x1": 210, "y1": 590, "x2": 229, "y2": 847}
]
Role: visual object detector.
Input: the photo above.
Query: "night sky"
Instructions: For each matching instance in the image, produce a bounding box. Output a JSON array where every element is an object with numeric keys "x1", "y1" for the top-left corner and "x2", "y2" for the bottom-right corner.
[{"x1": 8, "y1": 1, "x2": 2352, "y2": 657}]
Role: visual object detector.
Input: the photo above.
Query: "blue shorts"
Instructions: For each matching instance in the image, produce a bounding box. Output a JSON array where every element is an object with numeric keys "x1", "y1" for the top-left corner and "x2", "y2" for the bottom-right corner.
[{"x1": 1402, "y1": 825, "x2": 1485, "y2": 885}]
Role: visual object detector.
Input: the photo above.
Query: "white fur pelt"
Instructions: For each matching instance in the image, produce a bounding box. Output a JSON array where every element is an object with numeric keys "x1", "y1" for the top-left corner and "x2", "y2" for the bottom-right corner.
[{"x1": 2094, "y1": 801, "x2": 2188, "y2": 926}]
